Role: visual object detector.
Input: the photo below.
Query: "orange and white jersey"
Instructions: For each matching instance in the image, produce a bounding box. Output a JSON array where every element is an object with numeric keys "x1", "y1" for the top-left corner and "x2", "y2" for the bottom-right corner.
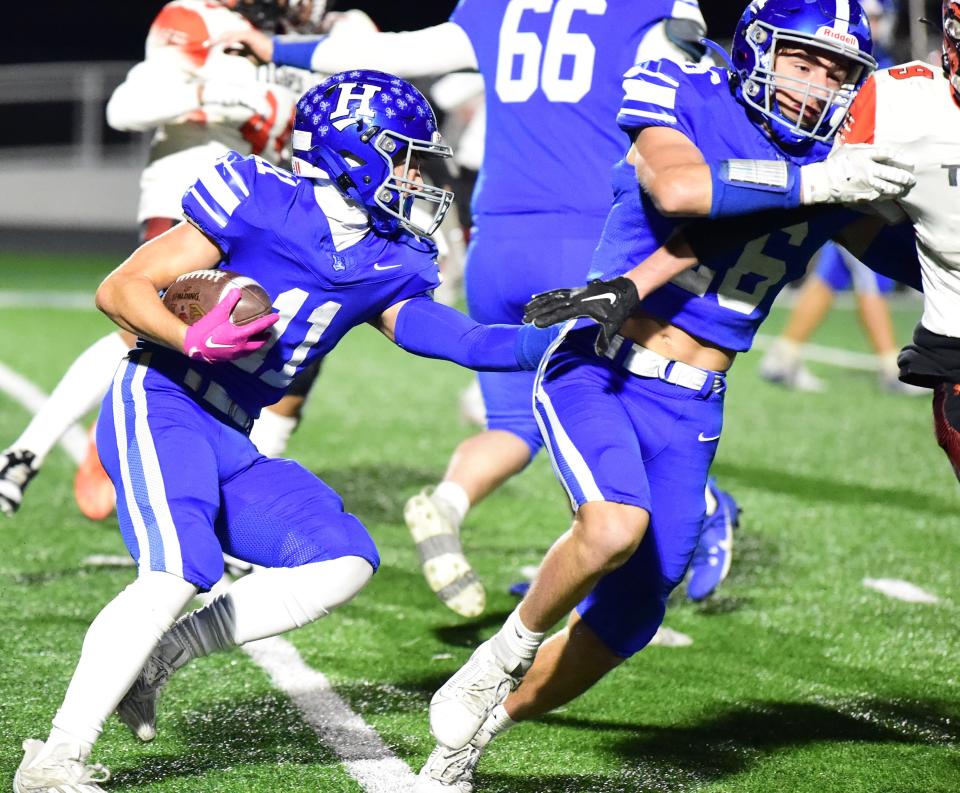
[
  {"x1": 107, "y1": 0, "x2": 314, "y2": 223},
  {"x1": 840, "y1": 62, "x2": 960, "y2": 337}
]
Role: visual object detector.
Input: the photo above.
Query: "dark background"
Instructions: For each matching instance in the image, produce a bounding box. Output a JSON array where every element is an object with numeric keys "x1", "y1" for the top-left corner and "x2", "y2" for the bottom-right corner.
[{"x1": 3, "y1": 2, "x2": 745, "y2": 63}]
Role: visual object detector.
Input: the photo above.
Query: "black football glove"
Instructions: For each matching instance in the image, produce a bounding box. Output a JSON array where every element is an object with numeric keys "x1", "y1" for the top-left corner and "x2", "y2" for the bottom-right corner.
[{"x1": 523, "y1": 276, "x2": 639, "y2": 354}]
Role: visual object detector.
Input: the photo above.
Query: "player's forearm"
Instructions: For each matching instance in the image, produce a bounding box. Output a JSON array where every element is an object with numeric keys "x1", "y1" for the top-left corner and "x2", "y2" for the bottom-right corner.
[
  {"x1": 389, "y1": 299, "x2": 556, "y2": 371},
  {"x1": 836, "y1": 216, "x2": 922, "y2": 291},
  {"x1": 106, "y1": 64, "x2": 200, "y2": 132},
  {"x1": 273, "y1": 23, "x2": 478, "y2": 77},
  {"x1": 97, "y1": 223, "x2": 222, "y2": 350},
  {"x1": 627, "y1": 209, "x2": 823, "y2": 297},
  {"x1": 96, "y1": 275, "x2": 188, "y2": 351},
  {"x1": 624, "y1": 232, "x2": 699, "y2": 299},
  {"x1": 641, "y1": 162, "x2": 713, "y2": 216}
]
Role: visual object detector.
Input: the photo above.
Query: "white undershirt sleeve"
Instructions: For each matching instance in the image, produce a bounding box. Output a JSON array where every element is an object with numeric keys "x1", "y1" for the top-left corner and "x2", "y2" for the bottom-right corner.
[
  {"x1": 106, "y1": 60, "x2": 200, "y2": 132},
  {"x1": 309, "y1": 22, "x2": 478, "y2": 78}
]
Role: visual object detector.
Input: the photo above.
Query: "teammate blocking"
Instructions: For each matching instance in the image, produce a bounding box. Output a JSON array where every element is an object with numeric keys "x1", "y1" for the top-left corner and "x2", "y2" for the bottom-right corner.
[
  {"x1": 414, "y1": 1, "x2": 917, "y2": 789},
  {"x1": 11, "y1": 71, "x2": 556, "y2": 793}
]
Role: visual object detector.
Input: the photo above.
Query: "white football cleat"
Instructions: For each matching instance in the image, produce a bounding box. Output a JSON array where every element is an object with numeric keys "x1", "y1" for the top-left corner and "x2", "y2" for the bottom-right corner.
[
  {"x1": 458, "y1": 379, "x2": 486, "y2": 428},
  {"x1": 758, "y1": 354, "x2": 826, "y2": 393},
  {"x1": 0, "y1": 449, "x2": 39, "y2": 516},
  {"x1": 430, "y1": 640, "x2": 520, "y2": 750},
  {"x1": 115, "y1": 652, "x2": 176, "y2": 742},
  {"x1": 405, "y1": 488, "x2": 485, "y2": 618},
  {"x1": 13, "y1": 739, "x2": 110, "y2": 793},
  {"x1": 415, "y1": 709, "x2": 500, "y2": 793},
  {"x1": 414, "y1": 741, "x2": 483, "y2": 793}
]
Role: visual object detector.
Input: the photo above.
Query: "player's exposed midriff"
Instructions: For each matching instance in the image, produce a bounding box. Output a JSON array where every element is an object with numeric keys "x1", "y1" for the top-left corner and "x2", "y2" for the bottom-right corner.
[{"x1": 620, "y1": 310, "x2": 736, "y2": 372}]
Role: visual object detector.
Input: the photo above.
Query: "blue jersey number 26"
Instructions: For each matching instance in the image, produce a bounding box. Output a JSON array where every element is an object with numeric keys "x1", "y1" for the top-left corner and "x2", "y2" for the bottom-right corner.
[{"x1": 495, "y1": 0, "x2": 607, "y2": 103}]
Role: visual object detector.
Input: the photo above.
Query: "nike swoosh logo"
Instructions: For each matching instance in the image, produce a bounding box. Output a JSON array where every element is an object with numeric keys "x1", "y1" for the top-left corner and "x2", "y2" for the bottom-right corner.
[
  {"x1": 373, "y1": 263, "x2": 402, "y2": 271},
  {"x1": 697, "y1": 432, "x2": 721, "y2": 442},
  {"x1": 581, "y1": 293, "x2": 616, "y2": 304},
  {"x1": 205, "y1": 336, "x2": 234, "y2": 349}
]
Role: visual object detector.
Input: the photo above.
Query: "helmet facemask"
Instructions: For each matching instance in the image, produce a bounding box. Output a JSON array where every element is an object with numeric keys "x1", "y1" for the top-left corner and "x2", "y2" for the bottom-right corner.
[
  {"x1": 739, "y1": 21, "x2": 876, "y2": 144},
  {"x1": 371, "y1": 130, "x2": 454, "y2": 238}
]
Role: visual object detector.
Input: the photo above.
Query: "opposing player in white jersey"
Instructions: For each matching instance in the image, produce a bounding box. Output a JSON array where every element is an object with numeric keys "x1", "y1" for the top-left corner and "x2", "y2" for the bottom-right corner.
[
  {"x1": 217, "y1": 0, "x2": 743, "y2": 616},
  {"x1": 0, "y1": 0, "x2": 331, "y2": 521},
  {"x1": 839, "y1": 0, "x2": 960, "y2": 477}
]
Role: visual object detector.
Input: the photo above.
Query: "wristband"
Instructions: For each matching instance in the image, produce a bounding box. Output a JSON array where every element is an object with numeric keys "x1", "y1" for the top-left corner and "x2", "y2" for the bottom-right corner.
[
  {"x1": 709, "y1": 159, "x2": 802, "y2": 218},
  {"x1": 272, "y1": 36, "x2": 327, "y2": 70}
]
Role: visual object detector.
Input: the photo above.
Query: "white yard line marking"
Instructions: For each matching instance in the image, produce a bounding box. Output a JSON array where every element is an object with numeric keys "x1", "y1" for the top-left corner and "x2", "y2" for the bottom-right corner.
[
  {"x1": 0, "y1": 290, "x2": 96, "y2": 310},
  {"x1": 0, "y1": 361, "x2": 87, "y2": 463},
  {"x1": 245, "y1": 637, "x2": 418, "y2": 792},
  {"x1": 82, "y1": 554, "x2": 135, "y2": 568},
  {"x1": 863, "y1": 578, "x2": 940, "y2": 604},
  {"x1": 196, "y1": 582, "x2": 418, "y2": 791},
  {"x1": 752, "y1": 334, "x2": 880, "y2": 372}
]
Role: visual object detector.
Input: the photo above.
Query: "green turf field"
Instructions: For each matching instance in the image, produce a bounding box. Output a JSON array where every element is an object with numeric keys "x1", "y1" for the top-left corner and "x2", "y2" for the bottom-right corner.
[{"x1": 0, "y1": 255, "x2": 957, "y2": 792}]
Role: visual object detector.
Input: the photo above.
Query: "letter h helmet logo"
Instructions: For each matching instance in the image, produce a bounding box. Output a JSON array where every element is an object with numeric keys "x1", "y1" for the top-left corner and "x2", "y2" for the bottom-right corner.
[{"x1": 329, "y1": 83, "x2": 383, "y2": 131}]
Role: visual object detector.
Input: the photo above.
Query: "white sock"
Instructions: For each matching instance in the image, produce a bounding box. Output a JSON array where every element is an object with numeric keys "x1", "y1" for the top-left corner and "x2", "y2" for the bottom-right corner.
[
  {"x1": 879, "y1": 350, "x2": 900, "y2": 379},
  {"x1": 704, "y1": 483, "x2": 718, "y2": 516},
  {"x1": 433, "y1": 480, "x2": 470, "y2": 527},
  {"x1": 14, "y1": 332, "x2": 129, "y2": 465},
  {"x1": 156, "y1": 556, "x2": 374, "y2": 670},
  {"x1": 41, "y1": 572, "x2": 196, "y2": 762},
  {"x1": 490, "y1": 606, "x2": 545, "y2": 675},
  {"x1": 248, "y1": 408, "x2": 299, "y2": 457},
  {"x1": 479, "y1": 704, "x2": 517, "y2": 744},
  {"x1": 771, "y1": 338, "x2": 803, "y2": 367}
]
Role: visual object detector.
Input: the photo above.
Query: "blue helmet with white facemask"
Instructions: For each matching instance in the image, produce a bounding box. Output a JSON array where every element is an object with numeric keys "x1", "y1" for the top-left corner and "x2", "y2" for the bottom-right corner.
[
  {"x1": 731, "y1": 0, "x2": 876, "y2": 147},
  {"x1": 291, "y1": 70, "x2": 454, "y2": 237}
]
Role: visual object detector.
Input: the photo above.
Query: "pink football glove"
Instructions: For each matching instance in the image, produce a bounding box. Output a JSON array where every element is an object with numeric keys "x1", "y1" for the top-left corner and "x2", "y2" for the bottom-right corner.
[{"x1": 183, "y1": 289, "x2": 278, "y2": 363}]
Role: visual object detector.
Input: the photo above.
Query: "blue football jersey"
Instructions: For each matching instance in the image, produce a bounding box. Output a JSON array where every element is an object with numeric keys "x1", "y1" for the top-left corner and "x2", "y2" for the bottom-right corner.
[
  {"x1": 590, "y1": 59, "x2": 858, "y2": 352},
  {"x1": 451, "y1": 0, "x2": 694, "y2": 219},
  {"x1": 148, "y1": 151, "x2": 441, "y2": 417}
]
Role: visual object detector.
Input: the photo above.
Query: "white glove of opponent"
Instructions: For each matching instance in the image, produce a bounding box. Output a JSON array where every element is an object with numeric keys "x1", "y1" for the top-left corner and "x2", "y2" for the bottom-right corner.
[
  {"x1": 800, "y1": 144, "x2": 915, "y2": 205},
  {"x1": 200, "y1": 79, "x2": 273, "y2": 124}
]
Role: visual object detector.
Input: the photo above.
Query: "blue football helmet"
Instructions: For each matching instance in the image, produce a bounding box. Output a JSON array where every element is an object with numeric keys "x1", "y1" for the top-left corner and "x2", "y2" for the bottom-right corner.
[
  {"x1": 291, "y1": 70, "x2": 454, "y2": 237},
  {"x1": 731, "y1": 0, "x2": 877, "y2": 146}
]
